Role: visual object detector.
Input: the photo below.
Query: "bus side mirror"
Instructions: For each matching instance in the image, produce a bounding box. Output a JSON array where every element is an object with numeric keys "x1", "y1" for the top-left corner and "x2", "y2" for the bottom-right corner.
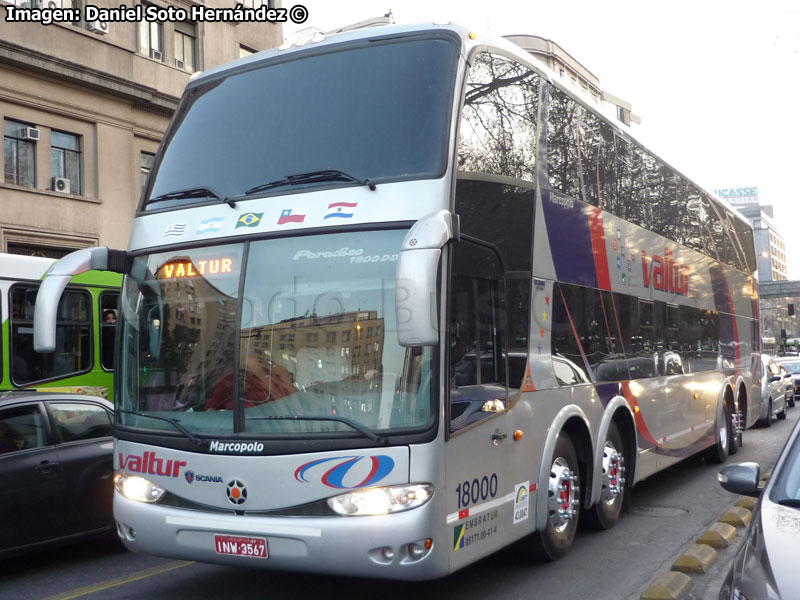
[
  {"x1": 34, "y1": 247, "x2": 128, "y2": 352},
  {"x1": 395, "y1": 210, "x2": 455, "y2": 347}
]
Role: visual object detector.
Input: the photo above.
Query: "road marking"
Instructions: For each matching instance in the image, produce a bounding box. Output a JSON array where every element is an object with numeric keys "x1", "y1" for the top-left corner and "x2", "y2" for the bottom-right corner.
[{"x1": 42, "y1": 560, "x2": 194, "y2": 600}]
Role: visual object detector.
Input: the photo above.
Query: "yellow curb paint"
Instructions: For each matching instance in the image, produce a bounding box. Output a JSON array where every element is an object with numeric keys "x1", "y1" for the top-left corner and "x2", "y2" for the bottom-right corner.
[
  {"x1": 697, "y1": 522, "x2": 737, "y2": 548},
  {"x1": 759, "y1": 469, "x2": 772, "y2": 486},
  {"x1": 671, "y1": 543, "x2": 718, "y2": 574},
  {"x1": 641, "y1": 571, "x2": 693, "y2": 600},
  {"x1": 719, "y1": 506, "x2": 752, "y2": 528},
  {"x1": 735, "y1": 496, "x2": 757, "y2": 510},
  {"x1": 42, "y1": 560, "x2": 194, "y2": 600}
]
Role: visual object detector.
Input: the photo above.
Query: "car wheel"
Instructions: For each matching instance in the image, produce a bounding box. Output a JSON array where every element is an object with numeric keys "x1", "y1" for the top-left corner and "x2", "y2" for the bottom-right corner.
[
  {"x1": 531, "y1": 434, "x2": 581, "y2": 560},
  {"x1": 705, "y1": 401, "x2": 731, "y2": 464},
  {"x1": 583, "y1": 422, "x2": 626, "y2": 530},
  {"x1": 777, "y1": 402, "x2": 787, "y2": 420},
  {"x1": 765, "y1": 399, "x2": 773, "y2": 427},
  {"x1": 788, "y1": 393, "x2": 796, "y2": 408}
]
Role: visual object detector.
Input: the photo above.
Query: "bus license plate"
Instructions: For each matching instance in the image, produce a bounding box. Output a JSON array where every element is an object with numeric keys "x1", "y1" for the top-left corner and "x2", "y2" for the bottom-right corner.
[{"x1": 214, "y1": 534, "x2": 268, "y2": 558}]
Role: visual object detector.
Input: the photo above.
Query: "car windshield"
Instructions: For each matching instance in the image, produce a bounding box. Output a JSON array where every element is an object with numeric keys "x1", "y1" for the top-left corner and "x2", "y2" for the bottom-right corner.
[
  {"x1": 117, "y1": 230, "x2": 433, "y2": 437},
  {"x1": 779, "y1": 361, "x2": 800, "y2": 374},
  {"x1": 770, "y1": 426, "x2": 800, "y2": 505},
  {"x1": 143, "y1": 35, "x2": 459, "y2": 209}
]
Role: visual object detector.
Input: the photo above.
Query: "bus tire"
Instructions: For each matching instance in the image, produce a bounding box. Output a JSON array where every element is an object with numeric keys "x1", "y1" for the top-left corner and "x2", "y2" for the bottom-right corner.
[
  {"x1": 532, "y1": 434, "x2": 580, "y2": 560},
  {"x1": 705, "y1": 401, "x2": 731, "y2": 464},
  {"x1": 584, "y1": 422, "x2": 626, "y2": 530}
]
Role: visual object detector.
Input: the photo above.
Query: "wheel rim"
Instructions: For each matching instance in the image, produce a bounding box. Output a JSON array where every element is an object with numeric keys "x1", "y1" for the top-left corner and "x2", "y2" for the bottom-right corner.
[
  {"x1": 547, "y1": 457, "x2": 579, "y2": 532},
  {"x1": 600, "y1": 441, "x2": 626, "y2": 505}
]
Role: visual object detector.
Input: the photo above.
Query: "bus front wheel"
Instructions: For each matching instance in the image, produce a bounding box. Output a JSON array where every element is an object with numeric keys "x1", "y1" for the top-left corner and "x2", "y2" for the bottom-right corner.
[{"x1": 532, "y1": 434, "x2": 581, "y2": 560}]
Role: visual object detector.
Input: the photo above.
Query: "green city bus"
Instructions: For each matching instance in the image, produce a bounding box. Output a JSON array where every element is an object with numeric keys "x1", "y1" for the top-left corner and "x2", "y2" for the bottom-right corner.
[{"x1": 0, "y1": 253, "x2": 121, "y2": 400}]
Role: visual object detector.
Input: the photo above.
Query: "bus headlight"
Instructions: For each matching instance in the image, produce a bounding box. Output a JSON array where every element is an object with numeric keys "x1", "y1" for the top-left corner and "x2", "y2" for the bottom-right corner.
[
  {"x1": 327, "y1": 483, "x2": 433, "y2": 516},
  {"x1": 114, "y1": 472, "x2": 165, "y2": 503}
]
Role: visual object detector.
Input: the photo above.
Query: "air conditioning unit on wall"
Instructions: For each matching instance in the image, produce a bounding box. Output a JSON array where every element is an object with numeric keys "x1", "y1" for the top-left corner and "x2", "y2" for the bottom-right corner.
[
  {"x1": 20, "y1": 127, "x2": 40, "y2": 141},
  {"x1": 87, "y1": 20, "x2": 109, "y2": 35},
  {"x1": 52, "y1": 177, "x2": 71, "y2": 194}
]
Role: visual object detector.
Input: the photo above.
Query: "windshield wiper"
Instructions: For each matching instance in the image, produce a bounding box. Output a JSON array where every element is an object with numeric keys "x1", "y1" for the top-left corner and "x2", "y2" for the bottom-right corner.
[
  {"x1": 777, "y1": 498, "x2": 800, "y2": 508},
  {"x1": 241, "y1": 169, "x2": 377, "y2": 197},
  {"x1": 119, "y1": 410, "x2": 206, "y2": 447},
  {"x1": 148, "y1": 186, "x2": 236, "y2": 208},
  {"x1": 247, "y1": 415, "x2": 387, "y2": 444}
]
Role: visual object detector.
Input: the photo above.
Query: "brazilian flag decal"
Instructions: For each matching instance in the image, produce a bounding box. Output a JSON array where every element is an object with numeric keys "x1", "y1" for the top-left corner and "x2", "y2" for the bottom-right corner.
[
  {"x1": 453, "y1": 524, "x2": 465, "y2": 551},
  {"x1": 236, "y1": 212, "x2": 263, "y2": 228}
]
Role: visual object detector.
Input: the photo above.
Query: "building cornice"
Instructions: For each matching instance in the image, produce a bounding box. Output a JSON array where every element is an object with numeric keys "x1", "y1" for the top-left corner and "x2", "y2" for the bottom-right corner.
[{"x1": 0, "y1": 39, "x2": 180, "y2": 115}]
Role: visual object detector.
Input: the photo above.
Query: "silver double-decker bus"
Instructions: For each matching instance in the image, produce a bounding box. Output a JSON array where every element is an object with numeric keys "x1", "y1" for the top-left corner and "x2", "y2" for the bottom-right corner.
[{"x1": 34, "y1": 22, "x2": 760, "y2": 579}]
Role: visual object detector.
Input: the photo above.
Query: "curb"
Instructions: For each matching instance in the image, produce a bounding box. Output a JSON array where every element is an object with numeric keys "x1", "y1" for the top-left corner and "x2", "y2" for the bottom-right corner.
[
  {"x1": 641, "y1": 572, "x2": 693, "y2": 600},
  {"x1": 672, "y1": 544, "x2": 718, "y2": 574},
  {"x1": 639, "y1": 499, "x2": 754, "y2": 600},
  {"x1": 696, "y1": 522, "x2": 736, "y2": 548},
  {"x1": 718, "y1": 506, "x2": 752, "y2": 527}
]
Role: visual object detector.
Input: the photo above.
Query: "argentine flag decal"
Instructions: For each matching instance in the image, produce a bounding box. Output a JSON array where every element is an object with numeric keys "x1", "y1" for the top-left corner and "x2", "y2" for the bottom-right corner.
[{"x1": 197, "y1": 217, "x2": 224, "y2": 234}]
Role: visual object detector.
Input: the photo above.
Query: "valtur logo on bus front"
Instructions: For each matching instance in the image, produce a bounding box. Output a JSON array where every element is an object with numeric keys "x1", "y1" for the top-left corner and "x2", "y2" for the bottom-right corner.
[{"x1": 294, "y1": 455, "x2": 395, "y2": 489}]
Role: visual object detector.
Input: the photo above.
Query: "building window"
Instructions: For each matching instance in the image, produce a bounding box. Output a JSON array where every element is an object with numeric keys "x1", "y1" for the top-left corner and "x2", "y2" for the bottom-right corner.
[
  {"x1": 6, "y1": 243, "x2": 73, "y2": 259},
  {"x1": 50, "y1": 130, "x2": 81, "y2": 195},
  {"x1": 139, "y1": 6, "x2": 163, "y2": 61},
  {"x1": 141, "y1": 151, "x2": 155, "y2": 190},
  {"x1": 174, "y1": 21, "x2": 195, "y2": 70},
  {"x1": 4, "y1": 120, "x2": 36, "y2": 188}
]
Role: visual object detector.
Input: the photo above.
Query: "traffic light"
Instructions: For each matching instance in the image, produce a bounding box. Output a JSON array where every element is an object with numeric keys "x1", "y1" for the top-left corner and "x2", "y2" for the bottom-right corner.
[{"x1": 789, "y1": 303, "x2": 795, "y2": 317}]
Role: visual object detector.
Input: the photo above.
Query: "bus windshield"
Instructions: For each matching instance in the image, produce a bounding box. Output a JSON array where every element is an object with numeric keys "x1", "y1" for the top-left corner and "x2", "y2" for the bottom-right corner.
[
  {"x1": 144, "y1": 35, "x2": 459, "y2": 210},
  {"x1": 117, "y1": 229, "x2": 433, "y2": 437}
]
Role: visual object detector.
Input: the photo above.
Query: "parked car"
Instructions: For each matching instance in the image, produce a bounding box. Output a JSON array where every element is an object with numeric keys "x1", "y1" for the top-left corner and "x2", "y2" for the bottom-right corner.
[
  {"x1": 778, "y1": 365, "x2": 795, "y2": 408},
  {"x1": 757, "y1": 354, "x2": 787, "y2": 426},
  {"x1": 0, "y1": 392, "x2": 115, "y2": 557},
  {"x1": 774, "y1": 356, "x2": 799, "y2": 408},
  {"x1": 717, "y1": 417, "x2": 800, "y2": 599}
]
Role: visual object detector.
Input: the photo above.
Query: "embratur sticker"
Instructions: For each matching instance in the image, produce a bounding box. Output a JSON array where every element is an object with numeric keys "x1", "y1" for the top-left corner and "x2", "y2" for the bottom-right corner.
[{"x1": 513, "y1": 481, "x2": 530, "y2": 524}]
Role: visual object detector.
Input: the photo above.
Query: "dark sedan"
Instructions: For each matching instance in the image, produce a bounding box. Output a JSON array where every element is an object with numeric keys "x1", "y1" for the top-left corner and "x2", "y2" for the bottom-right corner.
[
  {"x1": 717, "y1": 417, "x2": 800, "y2": 599},
  {"x1": 0, "y1": 392, "x2": 115, "y2": 557}
]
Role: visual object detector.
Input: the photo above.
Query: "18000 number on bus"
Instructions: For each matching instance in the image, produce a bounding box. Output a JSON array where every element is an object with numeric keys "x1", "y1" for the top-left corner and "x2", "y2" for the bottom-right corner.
[{"x1": 456, "y1": 474, "x2": 498, "y2": 508}]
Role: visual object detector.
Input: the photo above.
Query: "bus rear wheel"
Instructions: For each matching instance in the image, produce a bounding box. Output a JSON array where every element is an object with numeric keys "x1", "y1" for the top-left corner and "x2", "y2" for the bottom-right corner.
[
  {"x1": 705, "y1": 401, "x2": 732, "y2": 464},
  {"x1": 532, "y1": 434, "x2": 580, "y2": 560},
  {"x1": 584, "y1": 422, "x2": 626, "y2": 530}
]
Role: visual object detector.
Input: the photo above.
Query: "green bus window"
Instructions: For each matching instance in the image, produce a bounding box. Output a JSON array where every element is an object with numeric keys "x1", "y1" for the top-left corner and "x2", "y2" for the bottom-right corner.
[
  {"x1": 100, "y1": 291, "x2": 119, "y2": 371},
  {"x1": 10, "y1": 285, "x2": 91, "y2": 386}
]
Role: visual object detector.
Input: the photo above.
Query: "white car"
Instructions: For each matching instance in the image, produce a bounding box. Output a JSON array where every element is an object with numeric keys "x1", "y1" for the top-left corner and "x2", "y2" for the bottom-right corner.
[{"x1": 758, "y1": 354, "x2": 787, "y2": 426}]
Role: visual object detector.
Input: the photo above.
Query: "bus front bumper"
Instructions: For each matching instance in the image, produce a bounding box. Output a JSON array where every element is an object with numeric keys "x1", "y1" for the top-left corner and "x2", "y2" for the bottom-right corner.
[{"x1": 113, "y1": 492, "x2": 447, "y2": 580}]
